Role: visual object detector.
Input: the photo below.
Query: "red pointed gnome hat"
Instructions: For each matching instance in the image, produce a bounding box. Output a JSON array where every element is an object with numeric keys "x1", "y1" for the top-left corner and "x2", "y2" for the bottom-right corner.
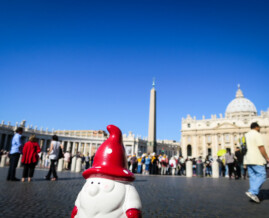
[{"x1": 82, "y1": 125, "x2": 135, "y2": 182}]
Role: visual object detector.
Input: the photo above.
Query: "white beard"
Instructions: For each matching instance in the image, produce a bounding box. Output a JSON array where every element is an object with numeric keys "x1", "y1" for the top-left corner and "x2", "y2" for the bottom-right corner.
[{"x1": 74, "y1": 178, "x2": 142, "y2": 218}]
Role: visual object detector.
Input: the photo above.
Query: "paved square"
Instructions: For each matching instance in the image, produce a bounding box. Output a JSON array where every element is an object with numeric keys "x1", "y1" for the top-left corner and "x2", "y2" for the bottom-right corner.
[{"x1": 0, "y1": 167, "x2": 269, "y2": 218}]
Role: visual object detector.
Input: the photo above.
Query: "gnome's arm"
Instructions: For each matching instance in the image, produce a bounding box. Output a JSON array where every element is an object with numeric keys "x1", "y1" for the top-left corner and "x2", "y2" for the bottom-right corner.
[
  {"x1": 124, "y1": 185, "x2": 142, "y2": 218},
  {"x1": 71, "y1": 206, "x2": 78, "y2": 218}
]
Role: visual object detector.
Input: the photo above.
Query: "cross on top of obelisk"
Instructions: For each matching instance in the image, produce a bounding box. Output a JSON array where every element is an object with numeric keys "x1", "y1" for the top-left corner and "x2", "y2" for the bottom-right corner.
[{"x1": 152, "y1": 77, "x2": 155, "y2": 88}]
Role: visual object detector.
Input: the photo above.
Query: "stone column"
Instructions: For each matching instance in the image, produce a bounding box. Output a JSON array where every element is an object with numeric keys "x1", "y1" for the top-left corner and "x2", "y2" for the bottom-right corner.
[
  {"x1": 67, "y1": 141, "x2": 71, "y2": 152},
  {"x1": 83, "y1": 143, "x2": 87, "y2": 155},
  {"x1": 40, "y1": 139, "x2": 44, "y2": 151},
  {"x1": 214, "y1": 135, "x2": 218, "y2": 158},
  {"x1": 78, "y1": 142, "x2": 82, "y2": 153},
  {"x1": 221, "y1": 134, "x2": 225, "y2": 149},
  {"x1": 212, "y1": 160, "x2": 219, "y2": 178},
  {"x1": 135, "y1": 142, "x2": 139, "y2": 156},
  {"x1": 61, "y1": 141, "x2": 65, "y2": 151},
  {"x1": 57, "y1": 158, "x2": 64, "y2": 172},
  {"x1": 75, "y1": 158, "x2": 82, "y2": 173},
  {"x1": 202, "y1": 135, "x2": 207, "y2": 159},
  {"x1": 71, "y1": 156, "x2": 77, "y2": 172},
  {"x1": 231, "y1": 134, "x2": 235, "y2": 153},
  {"x1": 132, "y1": 144, "x2": 135, "y2": 155},
  {"x1": 210, "y1": 135, "x2": 214, "y2": 158},
  {"x1": 0, "y1": 154, "x2": 7, "y2": 167},
  {"x1": 192, "y1": 135, "x2": 197, "y2": 158},
  {"x1": 92, "y1": 143, "x2": 96, "y2": 155},
  {"x1": 186, "y1": 160, "x2": 193, "y2": 177},
  {"x1": 182, "y1": 136, "x2": 187, "y2": 158},
  {"x1": 72, "y1": 142, "x2": 76, "y2": 155},
  {"x1": 90, "y1": 143, "x2": 92, "y2": 157}
]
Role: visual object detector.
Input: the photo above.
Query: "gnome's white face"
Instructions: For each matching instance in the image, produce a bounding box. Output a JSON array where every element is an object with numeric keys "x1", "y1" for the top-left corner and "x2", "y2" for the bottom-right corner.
[{"x1": 75, "y1": 177, "x2": 127, "y2": 218}]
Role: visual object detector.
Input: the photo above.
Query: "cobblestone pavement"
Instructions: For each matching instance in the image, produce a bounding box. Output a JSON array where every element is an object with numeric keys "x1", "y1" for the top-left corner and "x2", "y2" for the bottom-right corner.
[{"x1": 1, "y1": 167, "x2": 269, "y2": 218}]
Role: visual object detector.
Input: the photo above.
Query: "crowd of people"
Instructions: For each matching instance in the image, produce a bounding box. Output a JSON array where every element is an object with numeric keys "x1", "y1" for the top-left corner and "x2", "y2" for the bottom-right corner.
[
  {"x1": 1, "y1": 122, "x2": 268, "y2": 184},
  {"x1": 126, "y1": 153, "x2": 186, "y2": 176},
  {"x1": 0, "y1": 131, "x2": 260, "y2": 181},
  {"x1": 187, "y1": 147, "x2": 247, "y2": 179},
  {"x1": 124, "y1": 149, "x2": 252, "y2": 179}
]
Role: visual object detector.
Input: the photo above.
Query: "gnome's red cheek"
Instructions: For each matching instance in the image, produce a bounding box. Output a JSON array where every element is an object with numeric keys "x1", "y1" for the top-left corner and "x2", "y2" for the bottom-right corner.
[{"x1": 102, "y1": 182, "x2": 115, "y2": 192}]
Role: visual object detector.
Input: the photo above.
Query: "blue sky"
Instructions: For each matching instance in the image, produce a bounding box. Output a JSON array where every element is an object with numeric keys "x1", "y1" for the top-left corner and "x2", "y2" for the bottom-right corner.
[{"x1": 0, "y1": 0, "x2": 269, "y2": 140}]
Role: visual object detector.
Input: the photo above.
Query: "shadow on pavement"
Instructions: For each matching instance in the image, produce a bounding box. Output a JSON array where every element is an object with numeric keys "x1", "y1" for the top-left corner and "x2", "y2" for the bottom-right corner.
[
  {"x1": 259, "y1": 189, "x2": 269, "y2": 201},
  {"x1": 134, "y1": 179, "x2": 147, "y2": 182}
]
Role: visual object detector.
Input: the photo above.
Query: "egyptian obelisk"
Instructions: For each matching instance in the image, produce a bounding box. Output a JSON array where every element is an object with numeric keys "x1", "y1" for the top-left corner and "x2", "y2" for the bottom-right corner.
[{"x1": 147, "y1": 79, "x2": 156, "y2": 153}]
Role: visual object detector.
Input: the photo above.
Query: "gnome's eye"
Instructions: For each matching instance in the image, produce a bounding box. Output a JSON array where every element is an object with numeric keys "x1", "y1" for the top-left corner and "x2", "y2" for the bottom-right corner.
[
  {"x1": 98, "y1": 182, "x2": 100, "y2": 185},
  {"x1": 91, "y1": 181, "x2": 94, "y2": 184}
]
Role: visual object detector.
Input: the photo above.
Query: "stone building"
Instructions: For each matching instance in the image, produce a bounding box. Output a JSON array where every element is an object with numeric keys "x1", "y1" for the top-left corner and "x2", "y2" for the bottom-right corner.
[
  {"x1": 181, "y1": 85, "x2": 269, "y2": 159},
  {"x1": 0, "y1": 121, "x2": 179, "y2": 158}
]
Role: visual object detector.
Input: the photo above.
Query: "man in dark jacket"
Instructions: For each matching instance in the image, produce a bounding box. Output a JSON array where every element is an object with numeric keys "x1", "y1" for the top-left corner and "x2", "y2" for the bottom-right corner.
[{"x1": 235, "y1": 147, "x2": 243, "y2": 179}]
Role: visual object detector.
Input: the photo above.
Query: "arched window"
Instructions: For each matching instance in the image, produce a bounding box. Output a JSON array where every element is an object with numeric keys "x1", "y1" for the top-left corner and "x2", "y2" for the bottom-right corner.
[{"x1": 187, "y1": 145, "x2": 192, "y2": 156}]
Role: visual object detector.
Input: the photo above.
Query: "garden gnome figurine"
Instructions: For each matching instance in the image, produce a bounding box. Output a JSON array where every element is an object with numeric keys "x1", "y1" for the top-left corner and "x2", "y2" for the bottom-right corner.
[{"x1": 71, "y1": 125, "x2": 142, "y2": 218}]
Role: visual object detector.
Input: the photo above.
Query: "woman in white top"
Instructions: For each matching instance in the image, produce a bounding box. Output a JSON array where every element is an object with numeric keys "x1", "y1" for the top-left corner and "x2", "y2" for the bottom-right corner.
[
  {"x1": 45, "y1": 135, "x2": 63, "y2": 181},
  {"x1": 169, "y1": 157, "x2": 177, "y2": 175},
  {"x1": 225, "y1": 148, "x2": 235, "y2": 179}
]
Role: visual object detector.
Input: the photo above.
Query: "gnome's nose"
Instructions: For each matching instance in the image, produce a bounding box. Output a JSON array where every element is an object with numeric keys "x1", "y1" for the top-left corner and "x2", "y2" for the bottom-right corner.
[{"x1": 88, "y1": 185, "x2": 99, "y2": 197}]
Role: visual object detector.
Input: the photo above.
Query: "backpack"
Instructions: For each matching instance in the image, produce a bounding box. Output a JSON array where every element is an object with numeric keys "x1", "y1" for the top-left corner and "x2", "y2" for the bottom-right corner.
[
  {"x1": 57, "y1": 143, "x2": 64, "y2": 159},
  {"x1": 240, "y1": 135, "x2": 247, "y2": 156}
]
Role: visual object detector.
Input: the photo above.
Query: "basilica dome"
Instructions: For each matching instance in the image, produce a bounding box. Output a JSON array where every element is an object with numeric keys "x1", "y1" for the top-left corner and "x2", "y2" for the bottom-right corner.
[{"x1": 225, "y1": 85, "x2": 257, "y2": 117}]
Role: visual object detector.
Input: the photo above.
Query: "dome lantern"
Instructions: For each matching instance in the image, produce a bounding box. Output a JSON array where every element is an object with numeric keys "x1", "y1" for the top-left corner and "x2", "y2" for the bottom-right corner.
[
  {"x1": 225, "y1": 85, "x2": 257, "y2": 118},
  {"x1": 236, "y1": 84, "x2": 244, "y2": 98}
]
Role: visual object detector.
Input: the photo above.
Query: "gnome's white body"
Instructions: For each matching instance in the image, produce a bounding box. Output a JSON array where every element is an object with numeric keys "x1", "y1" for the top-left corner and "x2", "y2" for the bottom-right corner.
[
  {"x1": 73, "y1": 177, "x2": 142, "y2": 218},
  {"x1": 72, "y1": 125, "x2": 142, "y2": 218}
]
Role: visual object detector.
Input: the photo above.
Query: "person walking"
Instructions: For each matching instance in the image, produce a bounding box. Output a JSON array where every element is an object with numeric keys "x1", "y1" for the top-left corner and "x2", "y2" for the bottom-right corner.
[
  {"x1": 225, "y1": 148, "x2": 235, "y2": 179},
  {"x1": 85, "y1": 152, "x2": 90, "y2": 169},
  {"x1": 7, "y1": 127, "x2": 24, "y2": 181},
  {"x1": 141, "y1": 154, "x2": 146, "y2": 174},
  {"x1": 130, "y1": 154, "x2": 138, "y2": 173},
  {"x1": 151, "y1": 153, "x2": 159, "y2": 175},
  {"x1": 145, "y1": 155, "x2": 151, "y2": 175},
  {"x1": 192, "y1": 158, "x2": 197, "y2": 176},
  {"x1": 179, "y1": 156, "x2": 185, "y2": 176},
  {"x1": 90, "y1": 153, "x2": 95, "y2": 168},
  {"x1": 21, "y1": 135, "x2": 41, "y2": 182},
  {"x1": 204, "y1": 156, "x2": 212, "y2": 177},
  {"x1": 169, "y1": 157, "x2": 177, "y2": 176},
  {"x1": 235, "y1": 146, "x2": 244, "y2": 179},
  {"x1": 160, "y1": 155, "x2": 168, "y2": 175},
  {"x1": 137, "y1": 156, "x2": 142, "y2": 174},
  {"x1": 45, "y1": 135, "x2": 63, "y2": 181},
  {"x1": 244, "y1": 122, "x2": 269, "y2": 203},
  {"x1": 217, "y1": 156, "x2": 224, "y2": 177}
]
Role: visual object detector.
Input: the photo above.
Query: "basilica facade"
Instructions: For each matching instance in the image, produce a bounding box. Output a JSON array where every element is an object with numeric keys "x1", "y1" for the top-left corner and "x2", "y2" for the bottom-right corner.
[{"x1": 181, "y1": 86, "x2": 269, "y2": 159}]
